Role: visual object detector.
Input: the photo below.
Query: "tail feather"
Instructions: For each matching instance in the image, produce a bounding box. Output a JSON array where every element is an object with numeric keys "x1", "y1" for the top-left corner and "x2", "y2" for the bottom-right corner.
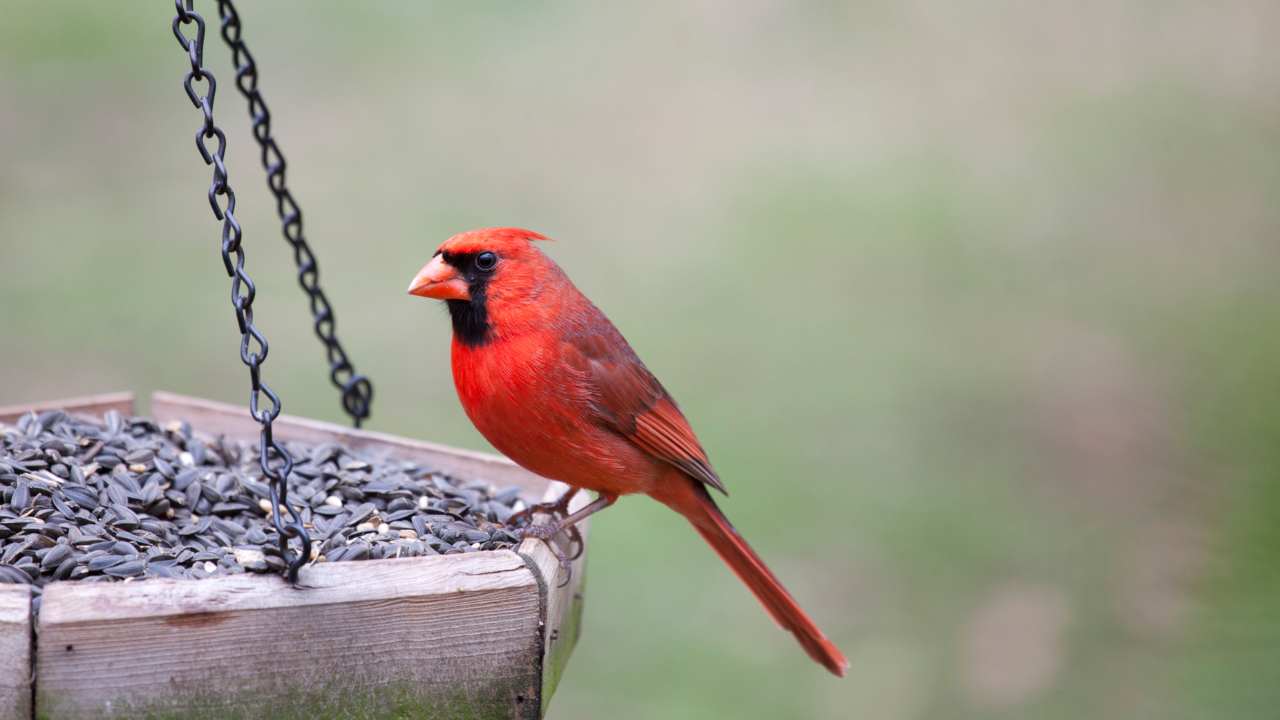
[{"x1": 656, "y1": 478, "x2": 849, "y2": 677}]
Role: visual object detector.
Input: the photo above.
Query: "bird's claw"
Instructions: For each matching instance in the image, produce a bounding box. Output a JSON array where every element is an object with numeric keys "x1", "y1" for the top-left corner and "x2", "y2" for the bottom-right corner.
[
  {"x1": 508, "y1": 489, "x2": 586, "y2": 588},
  {"x1": 564, "y1": 524, "x2": 585, "y2": 561},
  {"x1": 516, "y1": 522, "x2": 579, "y2": 588}
]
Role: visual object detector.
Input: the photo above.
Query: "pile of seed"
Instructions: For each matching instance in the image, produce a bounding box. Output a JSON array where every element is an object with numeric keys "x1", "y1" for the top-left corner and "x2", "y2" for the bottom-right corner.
[{"x1": 0, "y1": 409, "x2": 528, "y2": 610}]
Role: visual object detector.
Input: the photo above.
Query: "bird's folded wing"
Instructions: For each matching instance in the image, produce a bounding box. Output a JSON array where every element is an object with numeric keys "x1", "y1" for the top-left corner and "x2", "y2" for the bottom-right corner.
[{"x1": 563, "y1": 327, "x2": 726, "y2": 494}]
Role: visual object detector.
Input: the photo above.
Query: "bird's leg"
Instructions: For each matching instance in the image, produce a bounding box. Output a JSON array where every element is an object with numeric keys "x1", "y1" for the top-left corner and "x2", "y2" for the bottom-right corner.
[
  {"x1": 520, "y1": 492, "x2": 617, "y2": 586},
  {"x1": 505, "y1": 486, "x2": 580, "y2": 529},
  {"x1": 560, "y1": 492, "x2": 613, "y2": 560}
]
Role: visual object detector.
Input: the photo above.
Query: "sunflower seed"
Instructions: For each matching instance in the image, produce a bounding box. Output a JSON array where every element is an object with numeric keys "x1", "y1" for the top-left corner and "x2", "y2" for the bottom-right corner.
[
  {"x1": 104, "y1": 560, "x2": 146, "y2": 578},
  {"x1": 40, "y1": 543, "x2": 72, "y2": 571},
  {"x1": 9, "y1": 480, "x2": 30, "y2": 511},
  {"x1": 88, "y1": 554, "x2": 125, "y2": 572}
]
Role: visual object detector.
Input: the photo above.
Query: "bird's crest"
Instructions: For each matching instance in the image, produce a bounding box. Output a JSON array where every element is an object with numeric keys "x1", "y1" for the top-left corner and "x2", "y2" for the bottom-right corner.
[{"x1": 437, "y1": 227, "x2": 551, "y2": 256}]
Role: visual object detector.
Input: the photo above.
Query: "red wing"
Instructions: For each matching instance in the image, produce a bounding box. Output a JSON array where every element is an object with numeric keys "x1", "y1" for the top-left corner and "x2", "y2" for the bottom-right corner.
[{"x1": 563, "y1": 321, "x2": 726, "y2": 494}]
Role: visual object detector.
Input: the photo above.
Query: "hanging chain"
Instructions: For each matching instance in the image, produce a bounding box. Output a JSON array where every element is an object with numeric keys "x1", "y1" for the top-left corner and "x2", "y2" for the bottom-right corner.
[
  {"x1": 213, "y1": 0, "x2": 374, "y2": 429},
  {"x1": 171, "y1": 0, "x2": 309, "y2": 582}
]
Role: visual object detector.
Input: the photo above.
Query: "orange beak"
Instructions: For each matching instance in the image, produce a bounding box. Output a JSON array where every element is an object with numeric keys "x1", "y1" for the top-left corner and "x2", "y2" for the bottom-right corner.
[{"x1": 407, "y1": 254, "x2": 471, "y2": 301}]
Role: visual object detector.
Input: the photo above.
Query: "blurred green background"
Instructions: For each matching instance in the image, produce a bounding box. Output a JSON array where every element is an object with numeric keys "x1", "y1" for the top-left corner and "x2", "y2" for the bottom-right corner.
[{"x1": 2, "y1": 2, "x2": 1278, "y2": 718}]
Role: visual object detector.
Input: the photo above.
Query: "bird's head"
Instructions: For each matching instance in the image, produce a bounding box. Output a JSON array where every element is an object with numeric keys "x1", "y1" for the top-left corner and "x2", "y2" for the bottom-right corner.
[
  {"x1": 407, "y1": 227, "x2": 556, "y2": 346},
  {"x1": 407, "y1": 227, "x2": 550, "y2": 302}
]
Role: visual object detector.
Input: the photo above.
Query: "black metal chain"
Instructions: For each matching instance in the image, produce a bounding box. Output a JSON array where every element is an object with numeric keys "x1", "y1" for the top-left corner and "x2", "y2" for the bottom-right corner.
[
  {"x1": 171, "y1": 0, "x2": 309, "y2": 582},
  {"x1": 212, "y1": 0, "x2": 374, "y2": 429}
]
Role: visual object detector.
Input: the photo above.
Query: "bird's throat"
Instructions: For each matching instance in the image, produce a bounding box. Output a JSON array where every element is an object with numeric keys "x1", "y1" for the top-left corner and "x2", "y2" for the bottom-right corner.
[{"x1": 446, "y1": 296, "x2": 492, "y2": 347}]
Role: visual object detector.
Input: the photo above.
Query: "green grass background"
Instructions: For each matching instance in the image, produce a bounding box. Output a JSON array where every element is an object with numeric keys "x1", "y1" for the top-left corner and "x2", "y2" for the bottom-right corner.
[{"x1": 2, "y1": 3, "x2": 1278, "y2": 718}]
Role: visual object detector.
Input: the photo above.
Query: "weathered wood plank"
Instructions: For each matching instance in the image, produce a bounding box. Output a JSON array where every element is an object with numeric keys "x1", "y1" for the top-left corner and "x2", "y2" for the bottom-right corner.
[
  {"x1": 0, "y1": 392, "x2": 134, "y2": 425},
  {"x1": 38, "y1": 552, "x2": 545, "y2": 720},
  {"x1": 41, "y1": 551, "x2": 532, "y2": 624},
  {"x1": 0, "y1": 586, "x2": 31, "y2": 720},
  {"x1": 516, "y1": 482, "x2": 591, "y2": 718},
  {"x1": 151, "y1": 391, "x2": 549, "y2": 500}
]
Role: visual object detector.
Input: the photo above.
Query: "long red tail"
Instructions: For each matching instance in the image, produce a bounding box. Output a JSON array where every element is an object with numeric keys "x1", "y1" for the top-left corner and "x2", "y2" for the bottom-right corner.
[{"x1": 653, "y1": 477, "x2": 849, "y2": 676}]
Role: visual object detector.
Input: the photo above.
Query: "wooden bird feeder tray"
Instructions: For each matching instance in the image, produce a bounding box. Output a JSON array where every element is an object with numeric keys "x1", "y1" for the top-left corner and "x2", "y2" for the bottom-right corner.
[{"x1": 0, "y1": 391, "x2": 588, "y2": 720}]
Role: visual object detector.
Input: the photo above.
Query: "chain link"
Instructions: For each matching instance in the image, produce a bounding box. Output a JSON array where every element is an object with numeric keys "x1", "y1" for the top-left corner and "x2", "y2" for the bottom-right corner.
[
  {"x1": 172, "y1": 0, "x2": 309, "y2": 582},
  {"x1": 213, "y1": 0, "x2": 374, "y2": 428}
]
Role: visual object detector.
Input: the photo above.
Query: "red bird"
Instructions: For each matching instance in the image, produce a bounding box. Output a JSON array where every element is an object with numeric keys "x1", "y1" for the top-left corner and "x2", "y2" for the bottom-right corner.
[{"x1": 408, "y1": 227, "x2": 848, "y2": 676}]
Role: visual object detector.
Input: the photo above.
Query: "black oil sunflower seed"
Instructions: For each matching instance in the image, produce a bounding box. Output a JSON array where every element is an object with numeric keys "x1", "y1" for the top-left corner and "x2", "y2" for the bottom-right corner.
[{"x1": 1, "y1": 407, "x2": 530, "y2": 614}]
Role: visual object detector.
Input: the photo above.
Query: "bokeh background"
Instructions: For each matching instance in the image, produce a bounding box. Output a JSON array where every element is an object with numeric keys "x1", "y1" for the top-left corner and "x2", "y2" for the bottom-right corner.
[{"x1": 2, "y1": 2, "x2": 1278, "y2": 718}]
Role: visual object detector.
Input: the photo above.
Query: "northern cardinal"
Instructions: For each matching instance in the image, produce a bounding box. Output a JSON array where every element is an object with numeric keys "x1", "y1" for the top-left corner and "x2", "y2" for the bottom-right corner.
[{"x1": 408, "y1": 227, "x2": 848, "y2": 676}]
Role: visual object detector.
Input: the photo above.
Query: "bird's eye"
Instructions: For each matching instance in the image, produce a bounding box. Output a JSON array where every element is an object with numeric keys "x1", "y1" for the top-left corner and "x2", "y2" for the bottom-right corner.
[{"x1": 475, "y1": 252, "x2": 498, "y2": 271}]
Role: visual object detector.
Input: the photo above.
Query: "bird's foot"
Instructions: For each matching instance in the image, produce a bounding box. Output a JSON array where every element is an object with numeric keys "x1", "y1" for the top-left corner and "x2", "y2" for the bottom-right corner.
[
  {"x1": 505, "y1": 488, "x2": 579, "y2": 530},
  {"x1": 516, "y1": 521, "x2": 583, "y2": 588},
  {"x1": 519, "y1": 522, "x2": 561, "y2": 541}
]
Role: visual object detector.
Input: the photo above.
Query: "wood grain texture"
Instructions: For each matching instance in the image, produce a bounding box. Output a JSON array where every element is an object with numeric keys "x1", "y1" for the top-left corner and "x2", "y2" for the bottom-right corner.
[
  {"x1": 151, "y1": 391, "x2": 549, "y2": 500},
  {"x1": 38, "y1": 552, "x2": 545, "y2": 720},
  {"x1": 516, "y1": 482, "x2": 591, "y2": 718},
  {"x1": 0, "y1": 392, "x2": 134, "y2": 425},
  {"x1": 0, "y1": 586, "x2": 31, "y2": 720}
]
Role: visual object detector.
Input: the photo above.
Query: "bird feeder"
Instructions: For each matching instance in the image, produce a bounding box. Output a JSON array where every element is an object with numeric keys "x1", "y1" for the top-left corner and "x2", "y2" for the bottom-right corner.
[
  {"x1": 0, "y1": 391, "x2": 588, "y2": 720},
  {"x1": 2, "y1": 2, "x2": 591, "y2": 716}
]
